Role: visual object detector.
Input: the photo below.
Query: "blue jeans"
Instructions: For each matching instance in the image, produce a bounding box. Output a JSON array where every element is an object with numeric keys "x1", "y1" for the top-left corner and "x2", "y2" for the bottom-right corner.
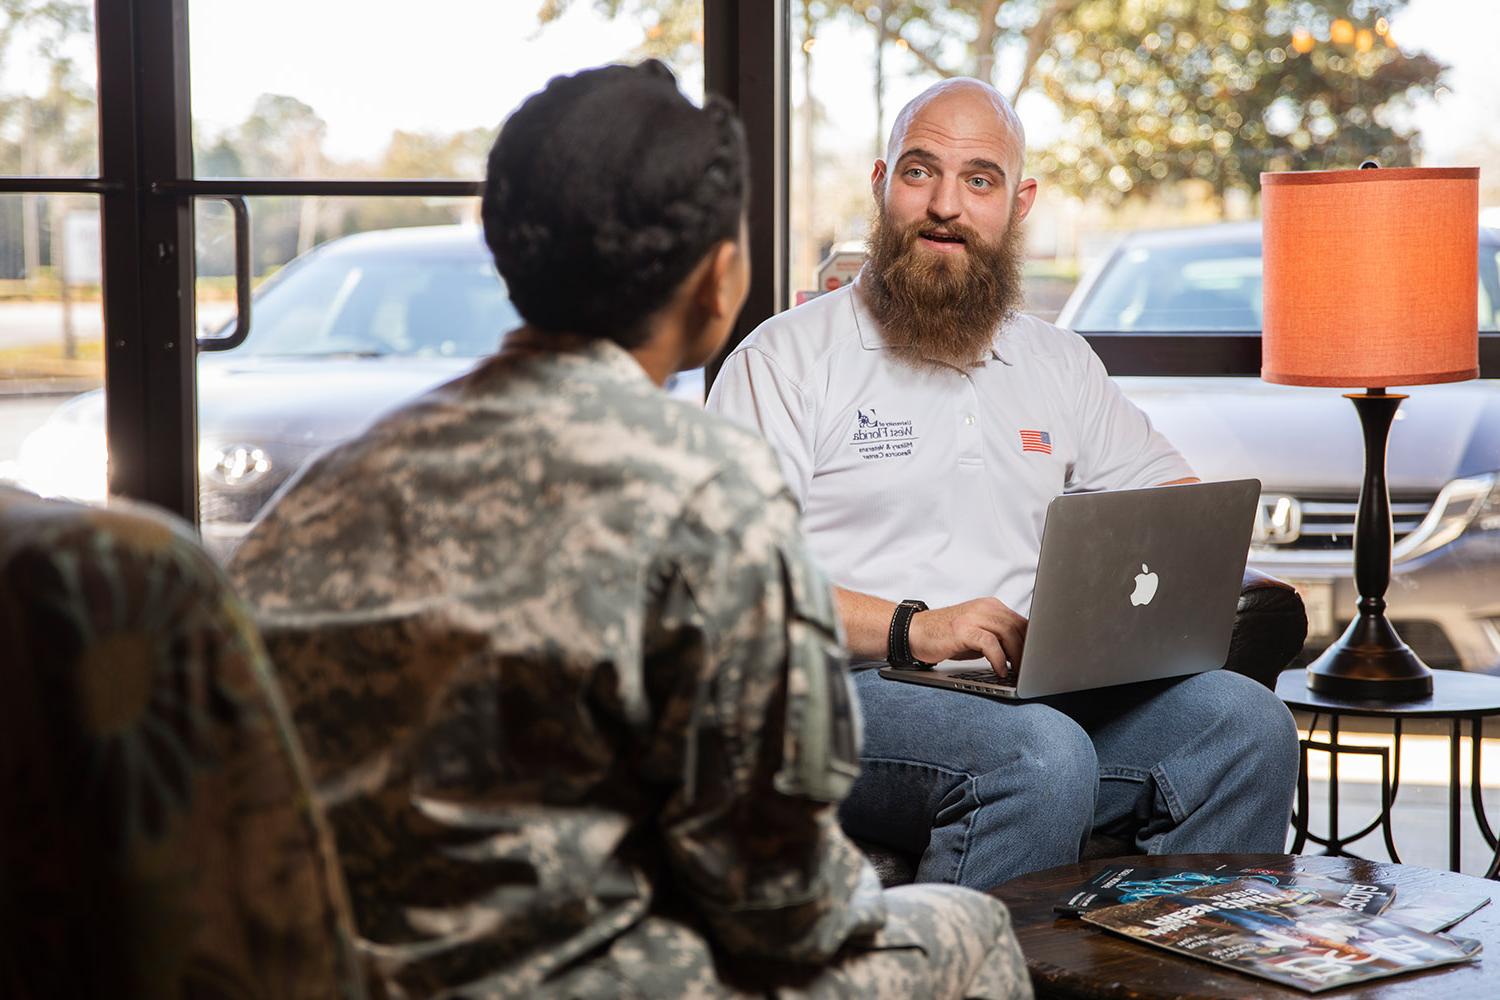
[{"x1": 839, "y1": 668, "x2": 1300, "y2": 890}]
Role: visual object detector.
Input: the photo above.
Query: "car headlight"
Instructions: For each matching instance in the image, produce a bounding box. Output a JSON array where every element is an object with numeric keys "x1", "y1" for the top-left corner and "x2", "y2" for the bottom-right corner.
[
  {"x1": 1392, "y1": 474, "x2": 1498, "y2": 562},
  {"x1": 200, "y1": 441, "x2": 273, "y2": 488}
]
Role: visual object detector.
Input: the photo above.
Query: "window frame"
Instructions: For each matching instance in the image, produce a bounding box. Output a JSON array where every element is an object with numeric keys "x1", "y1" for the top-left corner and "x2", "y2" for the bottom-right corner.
[{"x1": 2, "y1": 0, "x2": 1497, "y2": 523}]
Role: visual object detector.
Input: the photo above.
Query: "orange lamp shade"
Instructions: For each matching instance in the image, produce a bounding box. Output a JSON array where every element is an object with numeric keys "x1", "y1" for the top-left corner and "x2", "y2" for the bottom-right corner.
[{"x1": 1261, "y1": 166, "x2": 1479, "y2": 388}]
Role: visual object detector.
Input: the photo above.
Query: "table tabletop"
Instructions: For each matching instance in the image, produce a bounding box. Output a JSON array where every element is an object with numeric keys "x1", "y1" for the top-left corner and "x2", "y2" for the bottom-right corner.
[
  {"x1": 990, "y1": 853, "x2": 1498, "y2": 999},
  {"x1": 1276, "y1": 668, "x2": 1500, "y2": 719}
]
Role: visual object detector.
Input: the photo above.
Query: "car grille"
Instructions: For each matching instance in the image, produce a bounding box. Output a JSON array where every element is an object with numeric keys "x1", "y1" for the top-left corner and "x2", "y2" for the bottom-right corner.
[
  {"x1": 1293, "y1": 619, "x2": 1462, "y2": 670},
  {"x1": 1264, "y1": 492, "x2": 1437, "y2": 552}
]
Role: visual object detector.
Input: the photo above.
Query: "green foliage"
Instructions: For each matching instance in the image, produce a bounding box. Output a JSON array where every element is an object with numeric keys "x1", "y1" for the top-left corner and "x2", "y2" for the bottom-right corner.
[
  {"x1": 536, "y1": 0, "x2": 704, "y2": 69},
  {"x1": 536, "y1": 0, "x2": 1445, "y2": 213},
  {"x1": 1033, "y1": 0, "x2": 1442, "y2": 207},
  {"x1": 0, "y1": 0, "x2": 96, "y2": 176}
]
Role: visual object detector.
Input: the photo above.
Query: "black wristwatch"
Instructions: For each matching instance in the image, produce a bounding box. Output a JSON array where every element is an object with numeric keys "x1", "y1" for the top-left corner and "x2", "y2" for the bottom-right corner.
[{"x1": 887, "y1": 599, "x2": 934, "y2": 669}]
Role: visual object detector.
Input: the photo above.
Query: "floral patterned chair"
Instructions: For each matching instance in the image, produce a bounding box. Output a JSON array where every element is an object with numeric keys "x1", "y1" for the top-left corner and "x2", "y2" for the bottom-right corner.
[{"x1": 0, "y1": 488, "x2": 367, "y2": 999}]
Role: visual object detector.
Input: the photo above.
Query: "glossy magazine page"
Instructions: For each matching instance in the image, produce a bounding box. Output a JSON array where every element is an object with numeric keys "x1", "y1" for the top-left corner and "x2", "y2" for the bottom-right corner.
[
  {"x1": 1055, "y1": 864, "x2": 1395, "y2": 917},
  {"x1": 1081, "y1": 880, "x2": 1481, "y2": 993}
]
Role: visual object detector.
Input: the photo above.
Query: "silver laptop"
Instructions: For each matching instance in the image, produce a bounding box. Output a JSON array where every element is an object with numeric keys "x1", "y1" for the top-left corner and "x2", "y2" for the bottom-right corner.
[{"x1": 879, "y1": 479, "x2": 1260, "y2": 699}]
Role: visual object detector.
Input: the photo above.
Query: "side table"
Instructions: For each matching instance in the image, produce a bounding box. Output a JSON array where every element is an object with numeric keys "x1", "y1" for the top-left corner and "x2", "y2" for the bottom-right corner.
[
  {"x1": 1275, "y1": 667, "x2": 1500, "y2": 879},
  {"x1": 991, "y1": 852, "x2": 1498, "y2": 999}
]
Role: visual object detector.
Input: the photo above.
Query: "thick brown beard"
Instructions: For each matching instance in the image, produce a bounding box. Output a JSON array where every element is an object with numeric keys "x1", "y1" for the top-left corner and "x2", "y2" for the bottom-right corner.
[{"x1": 862, "y1": 205, "x2": 1026, "y2": 371}]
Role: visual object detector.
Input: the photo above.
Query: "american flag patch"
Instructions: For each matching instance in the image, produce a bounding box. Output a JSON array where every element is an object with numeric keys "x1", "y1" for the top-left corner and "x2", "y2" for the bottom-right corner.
[{"x1": 1019, "y1": 429, "x2": 1052, "y2": 454}]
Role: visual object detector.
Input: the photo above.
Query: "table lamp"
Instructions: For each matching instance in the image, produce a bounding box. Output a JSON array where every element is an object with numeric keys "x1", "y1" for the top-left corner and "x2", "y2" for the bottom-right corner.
[{"x1": 1261, "y1": 164, "x2": 1479, "y2": 700}]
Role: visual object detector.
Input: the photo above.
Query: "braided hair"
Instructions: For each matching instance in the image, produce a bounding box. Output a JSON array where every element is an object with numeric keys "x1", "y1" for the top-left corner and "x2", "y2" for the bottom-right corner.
[{"x1": 482, "y1": 61, "x2": 748, "y2": 348}]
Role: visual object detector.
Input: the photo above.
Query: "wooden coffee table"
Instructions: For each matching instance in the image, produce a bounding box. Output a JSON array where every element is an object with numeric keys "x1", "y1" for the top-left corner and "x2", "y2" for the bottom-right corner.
[{"x1": 991, "y1": 853, "x2": 1497, "y2": 998}]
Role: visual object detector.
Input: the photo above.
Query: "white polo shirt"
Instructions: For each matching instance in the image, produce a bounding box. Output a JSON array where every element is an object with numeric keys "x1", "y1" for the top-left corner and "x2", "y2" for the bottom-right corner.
[{"x1": 705, "y1": 282, "x2": 1193, "y2": 615}]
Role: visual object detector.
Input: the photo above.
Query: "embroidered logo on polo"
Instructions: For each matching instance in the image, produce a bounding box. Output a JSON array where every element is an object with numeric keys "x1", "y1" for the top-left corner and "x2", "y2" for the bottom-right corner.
[
  {"x1": 1019, "y1": 429, "x2": 1053, "y2": 454},
  {"x1": 850, "y1": 407, "x2": 917, "y2": 461}
]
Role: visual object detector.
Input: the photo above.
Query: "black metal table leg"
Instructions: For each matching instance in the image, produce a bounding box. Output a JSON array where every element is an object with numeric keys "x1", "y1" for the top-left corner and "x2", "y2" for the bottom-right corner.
[
  {"x1": 1473, "y1": 717, "x2": 1500, "y2": 881},
  {"x1": 1451, "y1": 718, "x2": 1463, "y2": 872},
  {"x1": 1277, "y1": 667, "x2": 1500, "y2": 879},
  {"x1": 1328, "y1": 713, "x2": 1341, "y2": 855},
  {"x1": 1291, "y1": 732, "x2": 1311, "y2": 854}
]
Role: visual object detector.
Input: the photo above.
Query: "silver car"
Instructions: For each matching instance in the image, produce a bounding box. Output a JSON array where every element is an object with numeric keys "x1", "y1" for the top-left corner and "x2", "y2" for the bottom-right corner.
[
  {"x1": 7, "y1": 225, "x2": 705, "y2": 559},
  {"x1": 1060, "y1": 221, "x2": 1500, "y2": 672}
]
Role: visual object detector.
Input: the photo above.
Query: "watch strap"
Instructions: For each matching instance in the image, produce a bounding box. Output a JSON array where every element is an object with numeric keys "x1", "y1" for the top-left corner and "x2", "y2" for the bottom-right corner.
[{"x1": 887, "y1": 599, "x2": 933, "y2": 669}]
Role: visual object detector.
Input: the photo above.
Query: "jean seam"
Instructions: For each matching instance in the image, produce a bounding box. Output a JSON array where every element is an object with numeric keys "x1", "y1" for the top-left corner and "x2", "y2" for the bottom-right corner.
[
  {"x1": 859, "y1": 755, "x2": 975, "y2": 781},
  {"x1": 951, "y1": 777, "x2": 979, "y2": 886},
  {"x1": 1150, "y1": 761, "x2": 1187, "y2": 824}
]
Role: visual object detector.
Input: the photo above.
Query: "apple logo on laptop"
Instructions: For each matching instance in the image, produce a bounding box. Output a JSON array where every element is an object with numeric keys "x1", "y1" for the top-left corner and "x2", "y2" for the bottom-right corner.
[{"x1": 1130, "y1": 564, "x2": 1159, "y2": 607}]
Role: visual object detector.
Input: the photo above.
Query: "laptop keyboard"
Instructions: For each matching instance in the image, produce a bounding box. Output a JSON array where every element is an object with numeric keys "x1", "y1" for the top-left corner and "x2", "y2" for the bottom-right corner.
[{"x1": 947, "y1": 668, "x2": 1017, "y2": 686}]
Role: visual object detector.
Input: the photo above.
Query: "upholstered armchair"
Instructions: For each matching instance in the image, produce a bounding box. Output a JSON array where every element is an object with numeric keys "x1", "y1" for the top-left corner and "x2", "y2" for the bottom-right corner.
[{"x1": 0, "y1": 488, "x2": 367, "y2": 999}]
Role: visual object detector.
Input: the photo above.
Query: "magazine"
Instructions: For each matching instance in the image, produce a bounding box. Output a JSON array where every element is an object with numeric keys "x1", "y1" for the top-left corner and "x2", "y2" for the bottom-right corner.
[
  {"x1": 1381, "y1": 886, "x2": 1493, "y2": 933},
  {"x1": 1055, "y1": 864, "x2": 1396, "y2": 917},
  {"x1": 1081, "y1": 879, "x2": 1482, "y2": 993}
]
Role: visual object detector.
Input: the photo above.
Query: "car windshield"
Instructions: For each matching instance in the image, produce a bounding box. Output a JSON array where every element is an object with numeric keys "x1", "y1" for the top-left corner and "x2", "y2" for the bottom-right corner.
[
  {"x1": 224, "y1": 249, "x2": 524, "y2": 358},
  {"x1": 1071, "y1": 235, "x2": 1500, "y2": 334},
  {"x1": 1071, "y1": 240, "x2": 1264, "y2": 332}
]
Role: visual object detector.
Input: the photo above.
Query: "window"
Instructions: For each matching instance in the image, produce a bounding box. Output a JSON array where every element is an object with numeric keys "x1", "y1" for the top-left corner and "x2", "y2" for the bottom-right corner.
[
  {"x1": 0, "y1": 2, "x2": 103, "y2": 502},
  {"x1": 788, "y1": 0, "x2": 1497, "y2": 351},
  {"x1": 784, "y1": 3, "x2": 1500, "y2": 870},
  {"x1": 0, "y1": 1, "x2": 710, "y2": 555}
]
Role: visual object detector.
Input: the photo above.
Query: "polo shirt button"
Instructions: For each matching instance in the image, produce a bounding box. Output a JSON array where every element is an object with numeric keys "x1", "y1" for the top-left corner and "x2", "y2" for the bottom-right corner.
[{"x1": 964, "y1": 414, "x2": 977, "y2": 425}]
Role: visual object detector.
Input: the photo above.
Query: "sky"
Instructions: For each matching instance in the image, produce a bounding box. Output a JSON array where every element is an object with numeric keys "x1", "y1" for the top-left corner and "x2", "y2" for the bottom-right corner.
[{"x1": 1, "y1": 0, "x2": 1494, "y2": 168}]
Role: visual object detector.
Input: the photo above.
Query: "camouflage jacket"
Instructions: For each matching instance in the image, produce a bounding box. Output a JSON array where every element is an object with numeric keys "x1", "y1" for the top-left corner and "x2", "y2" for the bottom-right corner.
[{"x1": 228, "y1": 337, "x2": 885, "y2": 997}]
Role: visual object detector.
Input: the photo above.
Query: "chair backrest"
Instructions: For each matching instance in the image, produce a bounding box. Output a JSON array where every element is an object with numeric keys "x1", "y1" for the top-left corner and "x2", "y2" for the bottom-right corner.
[{"x1": 0, "y1": 488, "x2": 367, "y2": 1000}]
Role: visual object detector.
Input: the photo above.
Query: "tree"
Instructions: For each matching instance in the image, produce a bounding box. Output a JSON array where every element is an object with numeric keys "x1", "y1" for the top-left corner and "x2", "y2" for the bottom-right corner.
[
  {"x1": 339, "y1": 126, "x2": 494, "y2": 236},
  {"x1": 0, "y1": 0, "x2": 97, "y2": 356},
  {"x1": 537, "y1": 0, "x2": 1445, "y2": 213},
  {"x1": 232, "y1": 94, "x2": 330, "y2": 257},
  {"x1": 1030, "y1": 1, "x2": 1444, "y2": 209},
  {"x1": 535, "y1": 0, "x2": 704, "y2": 72}
]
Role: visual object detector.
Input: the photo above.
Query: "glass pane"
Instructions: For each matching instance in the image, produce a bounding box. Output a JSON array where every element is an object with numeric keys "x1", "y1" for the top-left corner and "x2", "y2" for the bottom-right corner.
[
  {"x1": 189, "y1": 2, "x2": 705, "y2": 560},
  {"x1": 787, "y1": 1, "x2": 1500, "y2": 873},
  {"x1": 0, "y1": 1, "x2": 99, "y2": 177},
  {"x1": 193, "y1": 195, "x2": 483, "y2": 558},
  {"x1": 188, "y1": 0, "x2": 704, "y2": 178},
  {"x1": 0, "y1": 193, "x2": 105, "y2": 501},
  {"x1": 789, "y1": 1, "x2": 1496, "y2": 326}
]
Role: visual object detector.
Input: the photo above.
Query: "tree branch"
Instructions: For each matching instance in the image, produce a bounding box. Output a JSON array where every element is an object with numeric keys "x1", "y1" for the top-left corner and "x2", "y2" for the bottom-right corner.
[
  {"x1": 1010, "y1": 0, "x2": 1083, "y2": 104},
  {"x1": 891, "y1": 24, "x2": 958, "y2": 80},
  {"x1": 973, "y1": 0, "x2": 1003, "y2": 82}
]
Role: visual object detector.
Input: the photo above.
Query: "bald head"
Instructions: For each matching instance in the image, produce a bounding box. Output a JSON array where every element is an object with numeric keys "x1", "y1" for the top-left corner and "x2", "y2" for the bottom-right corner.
[
  {"x1": 885, "y1": 79, "x2": 1026, "y2": 177},
  {"x1": 868, "y1": 76, "x2": 1038, "y2": 290}
]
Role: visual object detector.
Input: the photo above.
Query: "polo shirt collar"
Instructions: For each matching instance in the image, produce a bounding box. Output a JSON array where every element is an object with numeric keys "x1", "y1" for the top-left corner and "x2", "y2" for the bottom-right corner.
[{"x1": 848, "y1": 275, "x2": 1012, "y2": 366}]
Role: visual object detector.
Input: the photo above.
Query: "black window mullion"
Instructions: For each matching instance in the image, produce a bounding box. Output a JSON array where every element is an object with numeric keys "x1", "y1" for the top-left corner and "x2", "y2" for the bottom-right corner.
[
  {"x1": 131, "y1": 0, "x2": 198, "y2": 521},
  {"x1": 704, "y1": 0, "x2": 787, "y2": 391},
  {"x1": 95, "y1": 0, "x2": 151, "y2": 508},
  {"x1": 152, "y1": 179, "x2": 482, "y2": 197}
]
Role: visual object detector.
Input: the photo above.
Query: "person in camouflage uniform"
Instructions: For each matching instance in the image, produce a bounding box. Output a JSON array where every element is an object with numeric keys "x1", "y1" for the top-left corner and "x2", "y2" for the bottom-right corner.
[{"x1": 228, "y1": 62, "x2": 1030, "y2": 1000}]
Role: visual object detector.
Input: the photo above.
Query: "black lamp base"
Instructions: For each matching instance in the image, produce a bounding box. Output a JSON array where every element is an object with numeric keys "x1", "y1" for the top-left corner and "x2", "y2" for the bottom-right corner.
[
  {"x1": 1303, "y1": 390, "x2": 1435, "y2": 702},
  {"x1": 1306, "y1": 608, "x2": 1433, "y2": 701}
]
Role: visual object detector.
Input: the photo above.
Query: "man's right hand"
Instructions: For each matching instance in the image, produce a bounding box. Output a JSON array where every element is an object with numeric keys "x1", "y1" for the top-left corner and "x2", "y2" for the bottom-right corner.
[{"x1": 909, "y1": 598, "x2": 1028, "y2": 677}]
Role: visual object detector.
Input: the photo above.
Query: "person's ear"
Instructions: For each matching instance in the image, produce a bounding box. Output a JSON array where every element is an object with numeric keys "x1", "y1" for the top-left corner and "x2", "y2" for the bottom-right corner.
[
  {"x1": 1011, "y1": 177, "x2": 1039, "y2": 223},
  {"x1": 871, "y1": 159, "x2": 888, "y2": 202},
  {"x1": 696, "y1": 239, "x2": 741, "y2": 318}
]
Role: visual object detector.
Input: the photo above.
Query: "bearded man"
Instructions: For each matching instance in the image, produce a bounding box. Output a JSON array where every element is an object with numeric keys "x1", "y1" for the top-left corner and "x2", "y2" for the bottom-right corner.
[{"x1": 705, "y1": 78, "x2": 1300, "y2": 889}]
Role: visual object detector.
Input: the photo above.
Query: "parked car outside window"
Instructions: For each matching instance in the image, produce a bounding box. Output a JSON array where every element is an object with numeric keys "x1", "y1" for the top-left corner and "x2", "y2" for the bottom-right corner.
[
  {"x1": 1060, "y1": 221, "x2": 1500, "y2": 673},
  {"x1": 4, "y1": 225, "x2": 703, "y2": 559},
  {"x1": 14, "y1": 218, "x2": 1500, "y2": 676}
]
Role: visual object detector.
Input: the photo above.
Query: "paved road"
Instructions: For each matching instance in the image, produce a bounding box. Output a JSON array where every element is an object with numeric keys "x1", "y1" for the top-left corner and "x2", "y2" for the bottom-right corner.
[
  {"x1": 0, "y1": 299, "x2": 236, "y2": 350},
  {"x1": 0, "y1": 300, "x2": 105, "y2": 349}
]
